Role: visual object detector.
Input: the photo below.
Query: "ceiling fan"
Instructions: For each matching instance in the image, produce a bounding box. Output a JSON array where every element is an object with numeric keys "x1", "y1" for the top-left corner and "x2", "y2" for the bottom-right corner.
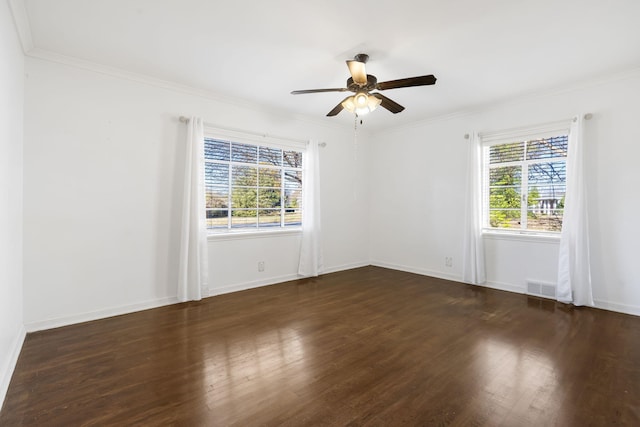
[{"x1": 291, "y1": 53, "x2": 437, "y2": 117}]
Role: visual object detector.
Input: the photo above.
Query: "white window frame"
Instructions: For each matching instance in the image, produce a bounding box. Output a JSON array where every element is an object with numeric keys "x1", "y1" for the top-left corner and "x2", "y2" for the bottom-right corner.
[
  {"x1": 480, "y1": 122, "x2": 570, "y2": 238},
  {"x1": 203, "y1": 126, "x2": 305, "y2": 237}
]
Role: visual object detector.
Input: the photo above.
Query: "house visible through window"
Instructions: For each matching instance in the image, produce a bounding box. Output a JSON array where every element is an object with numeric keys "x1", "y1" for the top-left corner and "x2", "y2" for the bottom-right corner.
[
  {"x1": 204, "y1": 137, "x2": 303, "y2": 231},
  {"x1": 483, "y1": 134, "x2": 568, "y2": 233}
]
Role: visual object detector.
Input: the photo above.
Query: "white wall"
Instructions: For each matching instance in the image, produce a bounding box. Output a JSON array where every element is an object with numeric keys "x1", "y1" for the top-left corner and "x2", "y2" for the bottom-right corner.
[
  {"x1": 0, "y1": 0, "x2": 25, "y2": 407},
  {"x1": 23, "y1": 57, "x2": 370, "y2": 330},
  {"x1": 370, "y1": 71, "x2": 640, "y2": 315},
  {"x1": 20, "y1": 46, "x2": 640, "y2": 334}
]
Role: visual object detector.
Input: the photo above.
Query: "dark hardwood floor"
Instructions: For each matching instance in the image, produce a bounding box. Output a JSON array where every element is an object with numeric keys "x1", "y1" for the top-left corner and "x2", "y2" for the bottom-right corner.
[{"x1": 2, "y1": 266, "x2": 639, "y2": 426}]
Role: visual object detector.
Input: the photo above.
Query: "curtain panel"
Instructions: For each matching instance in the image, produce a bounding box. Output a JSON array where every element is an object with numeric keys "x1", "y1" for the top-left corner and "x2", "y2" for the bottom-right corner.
[
  {"x1": 298, "y1": 140, "x2": 323, "y2": 277},
  {"x1": 462, "y1": 132, "x2": 486, "y2": 284},
  {"x1": 177, "y1": 117, "x2": 209, "y2": 301},
  {"x1": 557, "y1": 115, "x2": 594, "y2": 306}
]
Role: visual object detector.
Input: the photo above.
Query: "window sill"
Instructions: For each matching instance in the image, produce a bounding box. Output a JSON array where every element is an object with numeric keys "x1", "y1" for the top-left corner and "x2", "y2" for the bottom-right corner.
[
  {"x1": 207, "y1": 227, "x2": 302, "y2": 242},
  {"x1": 482, "y1": 230, "x2": 561, "y2": 244}
]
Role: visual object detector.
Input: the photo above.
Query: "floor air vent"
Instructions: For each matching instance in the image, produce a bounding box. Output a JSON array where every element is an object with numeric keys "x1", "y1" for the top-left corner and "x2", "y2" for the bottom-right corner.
[{"x1": 526, "y1": 280, "x2": 556, "y2": 299}]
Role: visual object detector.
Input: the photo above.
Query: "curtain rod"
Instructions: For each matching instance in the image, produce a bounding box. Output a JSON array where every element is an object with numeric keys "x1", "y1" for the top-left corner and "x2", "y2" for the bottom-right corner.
[
  {"x1": 463, "y1": 113, "x2": 593, "y2": 139},
  {"x1": 179, "y1": 116, "x2": 326, "y2": 147}
]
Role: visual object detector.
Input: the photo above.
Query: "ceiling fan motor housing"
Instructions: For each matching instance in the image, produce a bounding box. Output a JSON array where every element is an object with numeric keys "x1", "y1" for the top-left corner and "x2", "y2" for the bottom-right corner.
[
  {"x1": 353, "y1": 53, "x2": 369, "y2": 63},
  {"x1": 347, "y1": 75, "x2": 377, "y2": 92}
]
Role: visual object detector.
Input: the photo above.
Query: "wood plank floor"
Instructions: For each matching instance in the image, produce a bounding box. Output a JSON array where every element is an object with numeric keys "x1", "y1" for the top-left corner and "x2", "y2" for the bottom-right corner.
[{"x1": 2, "y1": 266, "x2": 639, "y2": 426}]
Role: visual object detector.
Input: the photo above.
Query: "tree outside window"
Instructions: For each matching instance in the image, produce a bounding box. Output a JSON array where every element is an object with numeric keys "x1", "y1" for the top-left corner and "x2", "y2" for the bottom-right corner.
[
  {"x1": 485, "y1": 135, "x2": 567, "y2": 233},
  {"x1": 205, "y1": 138, "x2": 303, "y2": 231}
]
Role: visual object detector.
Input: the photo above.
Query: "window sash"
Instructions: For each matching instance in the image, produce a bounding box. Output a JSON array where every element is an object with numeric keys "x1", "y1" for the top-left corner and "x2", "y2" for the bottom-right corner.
[
  {"x1": 482, "y1": 135, "x2": 567, "y2": 234},
  {"x1": 204, "y1": 137, "x2": 302, "y2": 232}
]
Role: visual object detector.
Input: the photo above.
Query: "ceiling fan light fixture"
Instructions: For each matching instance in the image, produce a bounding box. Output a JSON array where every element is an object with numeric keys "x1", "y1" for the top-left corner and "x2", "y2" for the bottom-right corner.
[
  {"x1": 341, "y1": 96, "x2": 356, "y2": 112},
  {"x1": 368, "y1": 94, "x2": 382, "y2": 110},
  {"x1": 292, "y1": 53, "x2": 436, "y2": 117},
  {"x1": 342, "y1": 92, "x2": 381, "y2": 116}
]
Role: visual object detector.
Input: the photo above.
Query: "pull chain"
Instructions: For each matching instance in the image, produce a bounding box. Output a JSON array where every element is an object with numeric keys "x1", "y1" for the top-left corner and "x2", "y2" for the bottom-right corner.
[{"x1": 353, "y1": 114, "x2": 359, "y2": 200}]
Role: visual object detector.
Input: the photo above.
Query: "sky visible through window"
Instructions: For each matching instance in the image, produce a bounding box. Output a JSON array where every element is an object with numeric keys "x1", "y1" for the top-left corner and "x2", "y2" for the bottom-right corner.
[{"x1": 486, "y1": 135, "x2": 567, "y2": 232}]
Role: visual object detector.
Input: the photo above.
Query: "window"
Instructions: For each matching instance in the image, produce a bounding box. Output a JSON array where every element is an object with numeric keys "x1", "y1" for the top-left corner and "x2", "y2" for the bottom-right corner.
[
  {"x1": 204, "y1": 137, "x2": 303, "y2": 232},
  {"x1": 482, "y1": 133, "x2": 568, "y2": 233}
]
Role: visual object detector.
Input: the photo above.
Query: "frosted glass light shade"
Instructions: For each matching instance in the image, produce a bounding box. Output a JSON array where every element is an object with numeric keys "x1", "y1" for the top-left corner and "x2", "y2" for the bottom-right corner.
[{"x1": 342, "y1": 92, "x2": 381, "y2": 116}]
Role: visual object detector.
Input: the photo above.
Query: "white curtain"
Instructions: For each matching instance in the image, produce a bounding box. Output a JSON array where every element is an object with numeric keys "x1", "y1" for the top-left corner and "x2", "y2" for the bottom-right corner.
[
  {"x1": 298, "y1": 140, "x2": 323, "y2": 277},
  {"x1": 557, "y1": 115, "x2": 594, "y2": 306},
  {"x1": 462, "y1": 132, "x2": 486, "y2": 284},
  {"x1": 177, "y1": 117, "x2": 209, "y2": 302}
]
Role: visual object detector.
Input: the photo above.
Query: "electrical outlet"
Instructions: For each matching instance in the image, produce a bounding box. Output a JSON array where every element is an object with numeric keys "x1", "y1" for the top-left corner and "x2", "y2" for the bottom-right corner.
[
  {"x1": 445, "y1": 257, "x2": 453, "y2": 268},
  {"x1": 258, "y1": 261, "x2": 265, "y2": 272}
]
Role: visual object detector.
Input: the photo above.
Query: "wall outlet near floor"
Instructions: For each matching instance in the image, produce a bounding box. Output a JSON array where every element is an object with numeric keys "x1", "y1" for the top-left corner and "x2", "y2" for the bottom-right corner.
[
  {"x1": 258, "y1": 261, "x2": 265, "y2": 272},
  {"x1": 445, "y1": 257, "x2": 453, "y2": 268}
]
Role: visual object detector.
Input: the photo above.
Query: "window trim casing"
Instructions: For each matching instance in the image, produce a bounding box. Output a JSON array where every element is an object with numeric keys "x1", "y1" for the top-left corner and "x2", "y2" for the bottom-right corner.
[
  {"x1": 479, "y1": 120, "x2": 571, "y2": 238},
  {"x1": 207, "y1": 227, "x2": 302, "y2": 241},
  {"x1": 203, "y1": 125, "x2": 305, "y2": 236}
]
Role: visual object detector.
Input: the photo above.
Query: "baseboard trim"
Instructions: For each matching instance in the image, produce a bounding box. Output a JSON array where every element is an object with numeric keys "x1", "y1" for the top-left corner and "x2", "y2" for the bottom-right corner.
[
  {"x1": 370, "y1": 261, "x2": 526, "y2": 294},
  {"x1": 25, "y1": 297, "x2": 179, "y2": 332},
  {"x1": 322, "y1": 261, "x2": 370, "y2": 275},
  {"x1": 481, "y1": 280, "x2": 526, "y2": 295},
  {"x1": 370, "y1": 262, "x2": 640, "y2": 317},
  {"x1": 1, "y1": 325, "x2": 26, "y2": 409},
  {"x1": 594, "y1": 299, "x2": 640, "y2": 317},
  {"x1": 208, "y1": 262, "x2": 370, "y2": 297},
  {"x1": 209, "y1": 273, "x2": 301, "y2": 297},
  {"x1": 370, "y1": 260, "x2": 461, "y2": 283},
  {"x1": 22, "y1": 268, "x2": 640, "y2": 335}
]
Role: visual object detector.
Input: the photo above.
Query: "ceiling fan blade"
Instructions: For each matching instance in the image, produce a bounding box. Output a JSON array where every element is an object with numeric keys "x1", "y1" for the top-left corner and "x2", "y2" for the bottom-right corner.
[
  {"x1": 376, "y1": 74, "x2": 437, "y2": 91},
  {"x1": 371, "y1": 93, "x2": 405, "y2": 114},
  {"x1": 326, "y1": 96, "x2": 352, "y2": 116},
  {"x1": 291, "y1": 88, "x2": 349, "y2": 95},
  {"x1": 346, "y1": 60, "x2": 367, "y2": 85}
]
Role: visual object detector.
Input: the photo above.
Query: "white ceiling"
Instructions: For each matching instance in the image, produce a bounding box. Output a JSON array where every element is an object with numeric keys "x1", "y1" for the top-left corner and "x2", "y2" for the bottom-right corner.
[{"x1": 19, "y1": 0, "x2": 640, "y2": 130}]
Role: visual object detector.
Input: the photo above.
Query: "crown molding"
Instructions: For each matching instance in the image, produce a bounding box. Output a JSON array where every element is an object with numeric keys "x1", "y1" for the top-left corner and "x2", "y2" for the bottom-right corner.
[
  {"x1": 9, "y1": 0, "x2": 640, "y2": 137},
  {"x1": 7, "y1": 0, "x2": 33, "y2": 53},
  {"x1": 25, "y1": 47, "x2": 355, "y2": 135},
  {"x1": 379, "y1": 64, "x2": 640, "y2": 135}
]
